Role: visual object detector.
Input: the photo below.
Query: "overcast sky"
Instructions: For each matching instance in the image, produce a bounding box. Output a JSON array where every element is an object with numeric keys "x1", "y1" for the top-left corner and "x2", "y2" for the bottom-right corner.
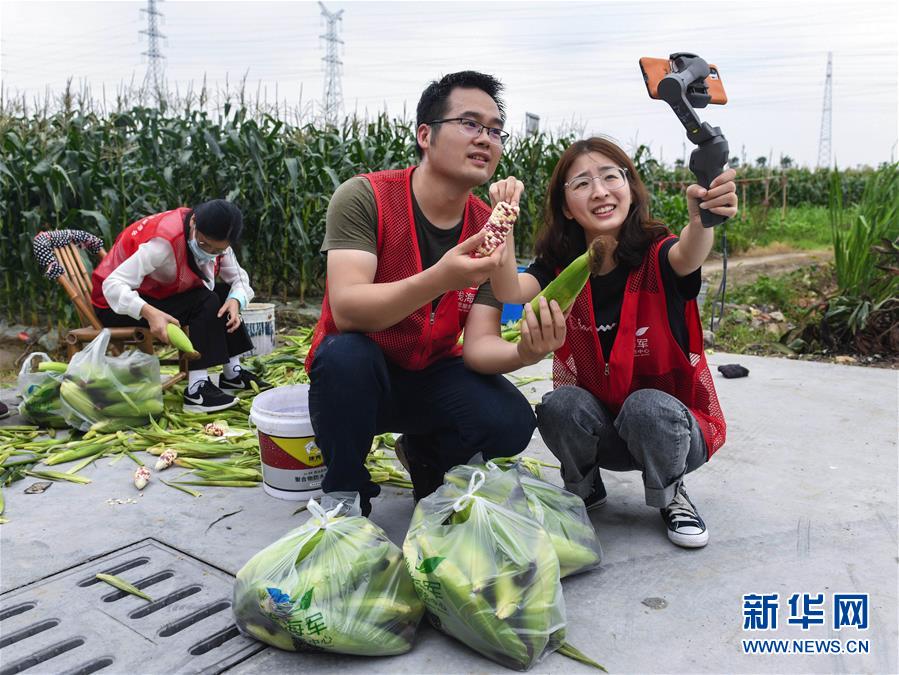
[{"x1": 1, "y1": 0, "x2": 896, "y2": 168}]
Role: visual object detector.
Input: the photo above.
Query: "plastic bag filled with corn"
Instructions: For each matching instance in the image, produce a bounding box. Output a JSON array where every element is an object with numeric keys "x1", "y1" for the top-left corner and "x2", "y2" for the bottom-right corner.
[
  {"x1": 404, "y1": 468, "x2": 566, "y2": 671},
  {"x1": 17, "y1": 352, "x2": 68, "y2": 428},
  {"x1": 451, "y1": 461, "x2": 603, "y2": 578},
  {"x1": 58, "y1": 329, "x2": 163, "y2": 433},
  {"x1": 233, "y1": 494, "x2": 424, "y2": 655}
]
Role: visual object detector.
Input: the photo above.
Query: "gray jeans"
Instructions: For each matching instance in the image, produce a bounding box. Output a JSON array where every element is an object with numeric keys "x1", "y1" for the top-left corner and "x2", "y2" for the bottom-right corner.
[{"x1": 536, "y1": 386, "x2": 707, "y2": 508}]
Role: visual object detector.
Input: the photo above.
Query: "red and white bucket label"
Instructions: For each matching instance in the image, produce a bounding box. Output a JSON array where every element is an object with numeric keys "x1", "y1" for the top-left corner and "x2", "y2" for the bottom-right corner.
[{"x1": 258, "y1": 432, "x2": 326, "y2": 492}]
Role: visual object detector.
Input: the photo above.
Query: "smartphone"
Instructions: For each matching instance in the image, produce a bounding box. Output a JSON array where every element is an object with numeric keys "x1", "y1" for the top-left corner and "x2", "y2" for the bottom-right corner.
[{"x1": 639, "y1": 57, "x2": 727, "y2": 104}]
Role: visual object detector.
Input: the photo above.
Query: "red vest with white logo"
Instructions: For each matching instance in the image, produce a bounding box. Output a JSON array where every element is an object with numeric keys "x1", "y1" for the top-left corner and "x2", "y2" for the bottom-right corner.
[
  {"x1": 91, "y1": 208, "x2": 216, "y2": 309},
  {"x1": 305, "y1": 167, "x2": 490, "y2": 372},
  {"x1": 554, "y1": 235, "x2": 726, "y2": 457}
]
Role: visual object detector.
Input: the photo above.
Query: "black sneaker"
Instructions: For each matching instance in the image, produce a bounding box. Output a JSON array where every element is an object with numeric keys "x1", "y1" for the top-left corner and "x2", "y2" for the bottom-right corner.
[
  {"x1": 394, "y1": 434, "x2": 444, "y2": 502},
  {"x1": 183, "y1": 379, "x2": 239, "y2": 413},
  {"x1": 660, "y1": 483, "x2": 709, "y2": 548},
  {"x1": 219, "y1": 366, "x2": 272, "y2": 393},
  {"x1": 583, "y1": 470, "x2": 608, "y2": 511}
]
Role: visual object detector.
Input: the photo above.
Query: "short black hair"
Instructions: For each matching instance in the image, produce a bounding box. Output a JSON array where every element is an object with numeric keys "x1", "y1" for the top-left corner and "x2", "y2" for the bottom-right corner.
[
  {"x1": 415, "y1": 71, "x2": 506, "y2": 158},
  {"x1": 191, "y1": 199, "x2": 244, "y2": 243}
]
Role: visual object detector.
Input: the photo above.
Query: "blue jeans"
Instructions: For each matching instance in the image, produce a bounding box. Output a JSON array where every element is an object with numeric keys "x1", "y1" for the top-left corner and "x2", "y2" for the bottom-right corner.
[
  {"x1": 308, "y1": 333, "x2": 536, "y2": 512},
  {"x1": 536, "y1": 386, "x2": 707, "y2": 507}
]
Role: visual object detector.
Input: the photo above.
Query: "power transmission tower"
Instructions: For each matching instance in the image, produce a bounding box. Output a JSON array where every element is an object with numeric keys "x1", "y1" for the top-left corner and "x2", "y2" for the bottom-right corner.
[
  {"x1": 319, "y1": 2, "x2": 344, "y2": 125},
  {"x1": 817, "y1": 52, "x2": 833, "y2": 168},
  {"x1": 140, "y1": 0, "x2": 166, "y2": 102}
]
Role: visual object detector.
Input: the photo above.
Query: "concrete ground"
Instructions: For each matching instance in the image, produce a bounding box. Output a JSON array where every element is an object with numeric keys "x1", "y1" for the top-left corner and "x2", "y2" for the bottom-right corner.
[{"x1": 1, "y1": 352, "x2": 896, "y2": 674}]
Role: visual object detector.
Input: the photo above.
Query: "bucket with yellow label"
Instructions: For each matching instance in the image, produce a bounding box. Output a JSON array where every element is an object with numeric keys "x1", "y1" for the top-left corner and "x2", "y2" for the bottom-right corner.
[{"x1": 249, "y1": 384, "x2": 326, "y2": 500}]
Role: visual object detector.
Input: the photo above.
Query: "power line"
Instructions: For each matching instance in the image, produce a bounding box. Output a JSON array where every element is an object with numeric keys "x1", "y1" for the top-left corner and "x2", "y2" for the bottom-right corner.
[
  {"x1": 817, "y1": 52, "x2": 833, "y2": 168},
  {"x1": 318, "y1": 2, "x2": 344, "y2": 126},
  {"x1": 140, "y1": 0, "x2": 166, "y2": 102}
]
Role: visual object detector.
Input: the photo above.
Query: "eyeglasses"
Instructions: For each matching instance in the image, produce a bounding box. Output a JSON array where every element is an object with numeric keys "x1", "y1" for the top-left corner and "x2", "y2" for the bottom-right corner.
[
  {"x1": 426, "y1": 117, "x2": 510, "y2": 146},
  {"x1": 195, "y1": 232, "x2": 230, "y2": 255},
  {"x1": 564, "y1": 167, "x2": 628, "y2": 195}
]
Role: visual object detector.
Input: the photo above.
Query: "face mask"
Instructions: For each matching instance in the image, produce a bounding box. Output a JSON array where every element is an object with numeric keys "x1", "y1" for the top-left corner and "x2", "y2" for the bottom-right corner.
[{"x1": 188, "y1": 236, "x2": 219, "y2": 264}]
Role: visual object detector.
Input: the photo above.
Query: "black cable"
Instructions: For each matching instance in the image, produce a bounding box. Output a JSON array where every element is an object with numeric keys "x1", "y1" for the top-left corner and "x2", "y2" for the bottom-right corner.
[{"x1": 710, "y1": 226, "x2": 728, "y2": 332}]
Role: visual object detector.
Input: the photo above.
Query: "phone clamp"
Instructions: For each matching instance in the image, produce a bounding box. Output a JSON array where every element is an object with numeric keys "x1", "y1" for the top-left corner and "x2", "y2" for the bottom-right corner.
[{"x1": 657, "y1": 52, "x2": 729, "y2": 228}]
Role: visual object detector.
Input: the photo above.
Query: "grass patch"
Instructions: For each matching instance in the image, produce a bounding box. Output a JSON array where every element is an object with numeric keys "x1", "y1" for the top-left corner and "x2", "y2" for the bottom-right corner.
[
  {"x1": 725, "y1": 205, "x2": 834, "y2": 254},
  {"x1": 704, "y1": 264, "x2": 835, "y2": 355}
]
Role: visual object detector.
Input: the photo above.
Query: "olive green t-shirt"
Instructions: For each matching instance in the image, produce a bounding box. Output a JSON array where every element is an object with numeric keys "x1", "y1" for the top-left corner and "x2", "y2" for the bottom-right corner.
[{"x1": 321, "y1": 175, "x2": 501, "y2": 309}]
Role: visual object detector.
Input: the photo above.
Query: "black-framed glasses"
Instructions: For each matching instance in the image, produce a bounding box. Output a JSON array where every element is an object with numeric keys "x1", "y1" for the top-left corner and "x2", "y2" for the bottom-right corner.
[
  {"x1": 427, "y1": 117, "x2": 510, "y2": 146},
  {"x1": 564, "y1": 167, "x2": 629, "y2": 195}
]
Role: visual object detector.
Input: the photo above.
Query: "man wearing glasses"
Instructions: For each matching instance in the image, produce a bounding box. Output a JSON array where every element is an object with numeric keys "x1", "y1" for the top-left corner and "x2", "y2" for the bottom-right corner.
[{"x1": 305, "y1": 71, "x2": 556, "y2": 516}]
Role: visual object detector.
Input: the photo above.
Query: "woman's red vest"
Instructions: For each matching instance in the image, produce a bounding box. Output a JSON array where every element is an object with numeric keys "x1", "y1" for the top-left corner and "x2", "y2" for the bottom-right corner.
[
  {"x1": 554, "y1": 236, "x2": 726, "y2": 457},
  {"x1": 305, "y1": 167, "x2": 490, "y2": 372},
  {"x1": 91, "y1": 208, "x2": 215, "y2": 309}
]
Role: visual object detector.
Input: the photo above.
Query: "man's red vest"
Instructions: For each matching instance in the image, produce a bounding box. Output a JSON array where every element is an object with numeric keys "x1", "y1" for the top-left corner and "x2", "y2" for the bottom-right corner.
[
  {"x1": 554, "y1": 236, "x2": 726, "y2": 457},
  {"x1": 305, "y1": 167, "x2": 490, "y2": 372},
  {"x1": 91, "y1": 208, "x2": 212, "y2": 309}
]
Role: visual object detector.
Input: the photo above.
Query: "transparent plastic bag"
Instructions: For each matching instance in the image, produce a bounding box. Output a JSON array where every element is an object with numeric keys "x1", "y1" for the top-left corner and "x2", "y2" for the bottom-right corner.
[
  {"x1": 17, "y1": 353, "x2": 67, "y2": 428},
  {"x1": 233, "y1": 494, "x2": 424, "y2": 655},
  {"x1": 456, "y1": 461, "x2": 603, "y2": 578},
  {"x1": 59, "y1": 329, "x2": 163, "y2": 432},
  {"x1": 404, "y1": 468, "x2": 566, "y2": 671}
]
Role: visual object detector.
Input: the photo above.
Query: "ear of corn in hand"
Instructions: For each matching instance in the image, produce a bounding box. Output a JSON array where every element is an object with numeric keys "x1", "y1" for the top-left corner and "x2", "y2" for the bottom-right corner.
[
  {"x1": 471, "y1": 201, "x2": 519, "y2": 258},
  {"x1": 166, "y1": 323, "x2": 200, "y2": 358}
]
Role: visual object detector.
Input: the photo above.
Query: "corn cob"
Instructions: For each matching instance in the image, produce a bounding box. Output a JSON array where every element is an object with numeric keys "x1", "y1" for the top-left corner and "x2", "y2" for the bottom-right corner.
[
  {"x1": 37, "y1": 361, "x2": 68, "y2": 373},
  {"x1": 471, "y1": 201, "x2": 518, "y2": 258},
  {"x1": 166, "y1": 323, "x2": 200, "y2": 358},
  {"x1": 133, "y1": 466, "x2": 150, "y2": 490},
  {"x1": 526, "y1": 248, "x2": 593, "y2": 322},
  {"x1": 154, "y1": 449, "x2": 177, "y2": 471}
]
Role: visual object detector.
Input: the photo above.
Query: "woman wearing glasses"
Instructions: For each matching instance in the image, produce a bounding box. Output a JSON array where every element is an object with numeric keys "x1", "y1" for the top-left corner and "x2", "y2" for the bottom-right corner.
[
  {"x1": 92, "y1": 199, "x2": 270, "y2": 413},
  {"x1": 463, "y1": 137, "x2": 737, "y2": 548}
]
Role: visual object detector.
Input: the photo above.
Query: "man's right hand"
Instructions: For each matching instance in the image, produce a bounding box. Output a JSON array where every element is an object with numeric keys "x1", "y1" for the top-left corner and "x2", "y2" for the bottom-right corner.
[
  {"x1": 141, "y1": 305, "x2": 180, "y2": 344},
  {"x1": 434, "y1": 230, "x2": 505, "y2": 290}
]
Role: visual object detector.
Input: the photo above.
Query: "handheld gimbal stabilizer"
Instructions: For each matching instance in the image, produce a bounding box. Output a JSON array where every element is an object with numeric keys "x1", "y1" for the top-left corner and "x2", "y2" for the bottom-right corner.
[{"x1": 656, "y1": 52, "x2": 730, "y2": 228}]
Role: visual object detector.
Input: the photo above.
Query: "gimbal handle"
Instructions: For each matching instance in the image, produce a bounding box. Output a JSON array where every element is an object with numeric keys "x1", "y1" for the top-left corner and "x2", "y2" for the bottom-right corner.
[{"x1": 657, "y1": 53, "x2": 729, "y2": 227}]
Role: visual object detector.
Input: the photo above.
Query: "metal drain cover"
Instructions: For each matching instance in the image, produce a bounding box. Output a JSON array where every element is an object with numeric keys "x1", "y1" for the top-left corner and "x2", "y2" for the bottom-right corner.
[{"x1": 0, "y1": 539, "x2": 266, "y2": 674}]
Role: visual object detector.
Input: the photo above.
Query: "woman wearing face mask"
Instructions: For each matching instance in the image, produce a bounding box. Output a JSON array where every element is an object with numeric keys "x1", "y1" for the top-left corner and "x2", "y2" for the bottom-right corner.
[
  {"x1": 91, "y1": 199, "x2": 270, "y2": 413},
  {"x1": 463, "y1": 137, "x2": 737, "y2": 548}
]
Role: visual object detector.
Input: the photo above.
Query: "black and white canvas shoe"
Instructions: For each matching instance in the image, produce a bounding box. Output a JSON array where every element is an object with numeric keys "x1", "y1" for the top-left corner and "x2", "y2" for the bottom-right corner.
[
  {"x1": 583, "y1": 471, "x2": 608, "y2": 511},
  {"x1": 183, "y1": 379, "x2": 239, "y2": 413},
  {"x1": 660, "y1": 483, "x2": 709, "y2": 548},
  {"x1": 219, "y1": 366, "x2": 272, "y2": 393}
]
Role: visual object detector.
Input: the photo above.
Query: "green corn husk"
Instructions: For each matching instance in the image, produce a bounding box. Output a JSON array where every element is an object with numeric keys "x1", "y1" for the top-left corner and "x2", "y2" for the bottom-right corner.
[
  {"x1": 557, "y1": 641, "x2": 608, "y2": 671},
  {"x1": 95, "y1": 573, "x2": 153, "y2": 601},
  {"x1": 526, "y1": 238, "x2": 603, "y2": 322},
  {"x1": 25, "y1": 470, "x2": 92, "y2": 485}
]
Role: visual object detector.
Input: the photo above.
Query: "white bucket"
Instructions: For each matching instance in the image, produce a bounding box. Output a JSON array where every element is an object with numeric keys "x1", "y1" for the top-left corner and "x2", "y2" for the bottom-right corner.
[
  {"x1": 249, "y1": 384, "x2": 326, "y2": 500},
  {"x1": 243, "y1": 302, "x2": 276, "y2": 356}
]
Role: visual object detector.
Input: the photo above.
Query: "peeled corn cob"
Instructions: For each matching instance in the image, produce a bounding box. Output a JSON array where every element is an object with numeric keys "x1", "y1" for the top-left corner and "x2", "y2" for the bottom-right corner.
[
  {"x1": 154, "y1": 449, "x2": 177, "y2": 471},
  {"x1": 471, "y1": 201, "x2": 518, "y2": 258},
  {"x1": 133, "y1": 466, "x2": 150, "y2": 490}
]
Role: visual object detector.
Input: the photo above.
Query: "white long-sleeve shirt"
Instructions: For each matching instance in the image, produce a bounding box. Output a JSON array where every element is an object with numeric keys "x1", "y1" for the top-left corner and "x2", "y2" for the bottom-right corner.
[{"x1": 101, "y1": 237, "x2": 254, "y2": 320}]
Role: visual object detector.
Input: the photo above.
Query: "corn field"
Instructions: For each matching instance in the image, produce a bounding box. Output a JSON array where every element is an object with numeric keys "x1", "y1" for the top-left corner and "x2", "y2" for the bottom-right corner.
[{"x1": 0, "y1": 90, "x2": 573, "y2": 326}]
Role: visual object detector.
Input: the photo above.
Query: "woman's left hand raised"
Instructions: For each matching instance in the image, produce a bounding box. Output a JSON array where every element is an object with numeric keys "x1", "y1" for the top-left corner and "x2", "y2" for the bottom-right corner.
[
  {"x1": 218, "y1": 298, "x2": 242, "y2": 333},
  {"x1": 686, "y1": 168, "x2": 738, "y2": 227}
]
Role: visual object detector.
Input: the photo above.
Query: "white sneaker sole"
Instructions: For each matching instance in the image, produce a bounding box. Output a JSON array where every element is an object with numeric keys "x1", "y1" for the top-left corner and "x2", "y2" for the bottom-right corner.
[
  {"x1": 183, "y1": 398, "x2": 239, "y2": 414},
  {"x1": 668, "y1": 529, "x2": 709, "y2": 548}
]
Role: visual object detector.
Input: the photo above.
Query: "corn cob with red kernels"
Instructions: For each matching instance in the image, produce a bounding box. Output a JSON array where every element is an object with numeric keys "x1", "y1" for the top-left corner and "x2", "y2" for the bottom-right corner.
[{"x1": 471, "y1": 202, "x2": 519, "y2": 258}]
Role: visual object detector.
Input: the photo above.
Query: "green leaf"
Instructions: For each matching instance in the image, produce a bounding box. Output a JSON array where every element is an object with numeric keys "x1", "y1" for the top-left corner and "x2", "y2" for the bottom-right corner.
[
  {"x1": 95, "y1": 573, "x2": 152, "y2": 601},
  {"x1": 416, "y1": 556, "x2": 445, "y2": 574},
  {"x1": 299, "y1": 588, "x2": 313, "y2": 610},
  {"x1": 78, "y1": 210, "x2": 111, "y2": 242}
]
